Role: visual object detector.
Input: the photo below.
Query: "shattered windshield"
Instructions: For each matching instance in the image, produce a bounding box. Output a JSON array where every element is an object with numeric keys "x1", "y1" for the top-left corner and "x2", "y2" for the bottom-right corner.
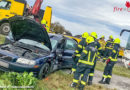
[
  {"x1": 0, "y1": 1, "x2": 11, "y2": 10},
  {"x1": 19, "y1": 39, "x2": 50, "y2": 51},
  {"x1": 50, "y1": 39, "x2": 58, "y2": 50},
  {"x1": 126, "y1": 35, "x2": 130, "y2": 50}
]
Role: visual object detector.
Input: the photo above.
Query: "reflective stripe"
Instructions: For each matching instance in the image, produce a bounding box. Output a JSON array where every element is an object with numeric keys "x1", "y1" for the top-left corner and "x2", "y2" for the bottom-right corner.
[
  {"x1": 75, "y1": 50, "x2": 79, "y2": 53},
  {"x1": 81, "y1": 81, "x2": 86, "y2": 85},
  {"x1": 109, "y1": 57, "x2": 117, "y2": 61},
  {"x1": 103, "y1": 58, "x2": 106, "y2": 60},
  {"x1": 88, "y1": 51, "x2": 91, "y2": 62},
  {"x1": 83, "y1": 50, "x2": 88, "y2": 54},
  {"x1": 92, "y1": 53, "x2": 96, "y2": 62},
  {"x1": 98, "y1": 47, "x2": 102, "y2": 50},
  {"x1": 73, "y1": 79, "x2": 79, "y2": 83},
  {"x1": 106, "y1": 47, "x2": 112, "y2": 49},
  {"x1": 75, "y1": 54, "x2": 81, "y2": 57},
  {"x1": 78, "y1": 60, "x2": 94, "y2": 65},
  {"x1": 112, "y1": 50, "x2": 116, "y2": 53},
  {"x1": 107, "y1": 75, "x2": 112, "y2": 78},
  {"x1": 81, "y1": 74, "x2": 84, "y2": 77},
  {"x1": 103, "y1": 75, "x2": 107, "y2": 78},
  {"x1": 72, "y1": 68, "x2": 76, "y2": 72},
  {"x1": 89, "y1": 73, "x2": 94, "y2": 76},
  {"x1": 83, "y1": 46, "x2": 86, "y2": 50},
  {"x1": 78, "y1": 45, "x2": 82, "y2": 48}
]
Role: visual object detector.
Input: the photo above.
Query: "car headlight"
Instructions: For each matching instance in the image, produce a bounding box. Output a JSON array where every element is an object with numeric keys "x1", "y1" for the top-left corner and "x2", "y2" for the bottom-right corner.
[{"x1": 16, "y1": 58, "x2": 36, "y2": 65}]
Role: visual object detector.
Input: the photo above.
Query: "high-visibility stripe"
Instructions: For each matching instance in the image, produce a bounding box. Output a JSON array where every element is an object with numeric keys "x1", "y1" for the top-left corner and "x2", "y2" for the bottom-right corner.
[
  {"x1": 75, "y1": 54, "x2": 81, "y2": 57},
  {"x1": 78, "y1": 60, "x2": 94, "y2": 65},
  {"x1": 98, "y1": 47, "x2": 102, "y2": 50},
  {"x1": 81, "y1": 74, "x2": 84, "y2": 77},
  {"x1": 72, "y1": 68, "x2": 76, "y2": 72},
  {"x1": 106, "y1": 47, "x2": 112, "y2": 49},
  {"x1": 103, "y1": 75, "x2": 107, "y2": 78},
  {"x1": 83, "y1": 50, "x2": 88, "y2": 54},
  {"x1": 112, "y1": 50, "x2": 116, "y2": 53},
  {"x1": 109, "y1": 57, "x2": 117, "y2": 61},
  {"x1": 89, "y1": 73, "x2": 94, "y2": 76},
  {"x1": 107, "y1": 75, "x2": 112, "y2": 78},
  {"x1": 75, "y1": 50, "x2": 79, "y2": 53},
  {"x1": 73, "y1": 79, "x2": 79, "y2": 83},
  {"x1": 88, "y1": 51, "x2": 91, "y2": 62},
  {"x1": 78, "y1": 45, "x2": 82, "y2": 48},
  {"x1": 92, "y1": 53, "x2": 96, "y2": 62},
  {"x1": 83, "y1": 46, "x2": 86, "y2": 50},
  {"x1": 81, "y1": 81, "x2": 86, "y2": 85}
]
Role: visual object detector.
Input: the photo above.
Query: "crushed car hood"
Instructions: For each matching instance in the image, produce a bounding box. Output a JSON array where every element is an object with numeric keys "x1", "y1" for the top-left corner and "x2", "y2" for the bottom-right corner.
[{"x1": 8, "y1": 16, "x2": 52, "y2": 50}]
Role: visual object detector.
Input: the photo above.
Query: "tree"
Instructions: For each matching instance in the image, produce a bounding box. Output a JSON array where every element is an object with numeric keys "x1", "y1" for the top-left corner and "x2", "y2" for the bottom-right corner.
[{"x1": 50, "y1": 22, "x2": 72, "y2": 36}]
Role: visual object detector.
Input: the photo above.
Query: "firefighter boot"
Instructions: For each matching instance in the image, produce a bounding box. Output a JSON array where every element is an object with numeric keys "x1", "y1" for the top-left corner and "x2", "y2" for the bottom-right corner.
[
  {"x1": 78, "y1": 84, "x2": 84, "y2": 90},
  {"x1": 105, "y1": 78, "x2": 111, "y2": 84},
  {"x1": 70, "y1": 82, "x2": 77, "y2": 88},
  {"x1": 99, "y1": 77, "x2": 106, "y2": 84},
  {"x1": 88, "y1": 81, "x2": 92, "y2": 85}
]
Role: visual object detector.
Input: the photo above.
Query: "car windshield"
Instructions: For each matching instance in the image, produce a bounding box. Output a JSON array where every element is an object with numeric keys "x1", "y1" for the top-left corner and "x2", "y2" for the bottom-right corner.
[
  {"x1": 126, "y1": 35, "x2": 130, "y2": 50},
  {"x1": 50, "y1": 38, "x2": 58, "y2": 50},
  {"x1": 18, "y1": 39, "x2": 50, "y2": 51},
  {"x1": 0, "y1": 1, "x2": 11, "y2": 10}
]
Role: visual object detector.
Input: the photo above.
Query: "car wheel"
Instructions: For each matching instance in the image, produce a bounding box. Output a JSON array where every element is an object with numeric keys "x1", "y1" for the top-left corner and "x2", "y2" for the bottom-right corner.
[
  {"x1": 38, "y1": 63, "x2": 50, "y2": 79},
  {"x1": 0, "y1": 23, "x2": 10, "y2": 35}
]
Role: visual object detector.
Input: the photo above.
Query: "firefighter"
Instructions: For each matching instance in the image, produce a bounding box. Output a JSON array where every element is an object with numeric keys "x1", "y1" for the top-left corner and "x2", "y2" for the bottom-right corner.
[
  {"x1": 87, "y1": 32, "x2": 101, "y2": 85},
  {"x1": 41, "y1": 19, "x2": 49, "y2": 32},
  {"x1": 103, "y1": 35, "x2": 114, "y2": 62},
  {"x1": 98, "y1": 35, "x2": 106, "y2": 56},
  {"x1": 71, "y1": 36, "x2": 97, "y2": 90},
  {"x1": 71, "y1": 32, "x2": 89, "y2": 74},
  {"x1": 99, "y1": 38, "x2": 120, "y2": 84}
]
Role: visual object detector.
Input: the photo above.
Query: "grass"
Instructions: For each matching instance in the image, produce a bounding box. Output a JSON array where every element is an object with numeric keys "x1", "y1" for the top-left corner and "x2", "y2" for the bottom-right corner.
[
  {"x1": 38, "y1": 71, "x2": 114, "y2": 90},
  {"x1": 96, "y1": 61, "x2": 130, "y2": 78},
  {"x1": 0, "y1": 34, "x2": 5, "y2": 44}
]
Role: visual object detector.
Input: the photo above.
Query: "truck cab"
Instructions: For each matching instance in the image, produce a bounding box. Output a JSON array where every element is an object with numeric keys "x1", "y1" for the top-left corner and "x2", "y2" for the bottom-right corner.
[{"x1": 0, "y1": 0, "x2": 26, "y2": 35}]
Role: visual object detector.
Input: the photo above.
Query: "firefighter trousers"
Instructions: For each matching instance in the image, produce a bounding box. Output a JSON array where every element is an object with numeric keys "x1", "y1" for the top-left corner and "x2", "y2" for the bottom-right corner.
[{"x1": 72, "y1": 56, "x2": 80, "y2": 72}]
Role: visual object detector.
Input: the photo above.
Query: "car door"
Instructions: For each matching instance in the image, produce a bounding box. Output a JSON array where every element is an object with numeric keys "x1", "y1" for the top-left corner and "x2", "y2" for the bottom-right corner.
[{"x1": 61, "y1": 38, "x2": 77, "y2": 68}]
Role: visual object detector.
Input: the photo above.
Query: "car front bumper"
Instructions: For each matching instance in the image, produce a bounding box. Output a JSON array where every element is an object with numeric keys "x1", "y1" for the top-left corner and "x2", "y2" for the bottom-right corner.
[{"x1": 0, "y1": 59, "x2": 41, "y2": 76}]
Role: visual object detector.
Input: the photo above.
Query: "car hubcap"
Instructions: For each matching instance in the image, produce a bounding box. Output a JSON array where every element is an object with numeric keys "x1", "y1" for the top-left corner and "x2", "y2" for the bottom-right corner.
[{"x1": 3, "y1": 26, "x2": 10, "y2": 33}]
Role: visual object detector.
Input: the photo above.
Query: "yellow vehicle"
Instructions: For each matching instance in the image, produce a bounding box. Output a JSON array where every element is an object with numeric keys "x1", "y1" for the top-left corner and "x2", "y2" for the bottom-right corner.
[
  {"x1": 64, "y1": 35, "x2": 81, "y2": 43},
  {"x1": 0, "y1": 0, "x2": 26, "y2": 35},
  {"x1": 0, "y1": 0, "x2": 52, "y2": 35}
]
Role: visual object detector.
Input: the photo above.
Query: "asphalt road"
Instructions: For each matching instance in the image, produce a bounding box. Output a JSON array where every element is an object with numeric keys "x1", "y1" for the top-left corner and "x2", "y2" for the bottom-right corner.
[{"x1": 63, "y1": 69, "x2": 130, "y2": 90}]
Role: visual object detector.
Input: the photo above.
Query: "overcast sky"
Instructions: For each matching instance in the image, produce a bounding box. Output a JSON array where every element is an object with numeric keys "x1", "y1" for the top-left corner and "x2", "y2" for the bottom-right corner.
[{"x1": 27, "y1": 0, "x2": 130, "y2": 47}]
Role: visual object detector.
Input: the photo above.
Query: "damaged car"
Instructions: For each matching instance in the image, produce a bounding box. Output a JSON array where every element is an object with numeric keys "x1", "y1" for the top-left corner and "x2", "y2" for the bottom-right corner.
[{"x1": 0, "y1": 16, "x2": 77, "y2": 79}]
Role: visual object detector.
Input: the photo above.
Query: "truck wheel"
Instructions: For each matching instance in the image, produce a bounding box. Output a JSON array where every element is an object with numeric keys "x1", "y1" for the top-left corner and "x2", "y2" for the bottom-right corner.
[
  {"x1": 0, "y1": 23, "x2": 10, "y2": 35},
  {"x1": 38, "y1": 63, "x2": 50, "y2": 80}
]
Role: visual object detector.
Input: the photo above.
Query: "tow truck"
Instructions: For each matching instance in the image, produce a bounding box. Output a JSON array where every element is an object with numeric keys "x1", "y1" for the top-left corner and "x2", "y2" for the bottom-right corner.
[{"x1": 0, "y1": 0, "x2": 52, "y2": 35}]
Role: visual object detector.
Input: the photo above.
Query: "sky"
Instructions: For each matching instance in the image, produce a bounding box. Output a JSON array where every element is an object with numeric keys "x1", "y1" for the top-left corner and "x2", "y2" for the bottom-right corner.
[{"x1": 26, "y1": 0, "x2": 130, "y2": 47}]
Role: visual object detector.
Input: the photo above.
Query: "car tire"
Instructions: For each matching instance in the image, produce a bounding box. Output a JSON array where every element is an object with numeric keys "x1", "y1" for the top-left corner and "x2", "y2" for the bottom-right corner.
[
  {"x1": 0, "y1": 23, "x2": 10, "y2": 35},
  {"x1": 38, "y1": 63, "x2": 50, "y2": 79}
]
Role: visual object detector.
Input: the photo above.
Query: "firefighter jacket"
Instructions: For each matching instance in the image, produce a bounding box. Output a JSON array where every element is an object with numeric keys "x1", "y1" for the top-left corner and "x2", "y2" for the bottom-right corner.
[
  {"x1": 98, "y1": 39, "x2": 106, "y2": 50},
  {"x1": 78, "y1": 42, "x2": 97, "y2": 68},
  {"x1": 109, "y1": 43, "x2": 120, "y2": 62},
  {"x1": 74, "y1": 38, "x2": 87, "y2": 57},
  {"x1": 105, "y1": 40, "x2": 114, "y2": 50}
]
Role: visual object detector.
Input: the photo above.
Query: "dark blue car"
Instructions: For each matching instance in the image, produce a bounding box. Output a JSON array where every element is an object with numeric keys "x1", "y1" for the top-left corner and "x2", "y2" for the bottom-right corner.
[{"x1": 0, "y1": 16, "x2": 77, "y2": 79}]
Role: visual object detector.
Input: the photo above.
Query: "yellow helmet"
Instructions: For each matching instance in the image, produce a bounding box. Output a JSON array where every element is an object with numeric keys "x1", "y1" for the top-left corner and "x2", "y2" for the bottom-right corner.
[
  {"x1": 114, "y1": 38, "x2": 120, "y2": 44},
  {"x1": 109, "y1": 35, "x2": 113, "y2": 39},
  {"x1": 101, "y1": 35, "x2": 105, "y2": 38},
  {"x1": 82, "y1": 32, "x2": 89, "y2": 38},
  {"x1": 41, "y1": 19, "x2": 47, "y2": 24},
  {"x1": 86, "y1": 36, "x2": 94, "y2": 44},
  {"x1": 91, "y1": 32, "x2": 97, "y2": 39}
]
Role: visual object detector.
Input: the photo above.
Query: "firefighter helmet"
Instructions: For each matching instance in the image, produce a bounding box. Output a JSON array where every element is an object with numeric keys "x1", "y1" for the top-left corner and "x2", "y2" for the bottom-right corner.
[
  {"x1": 82, "y1": 32, "x2": 89, "y2": 38},
  {"x1": 86, "y1": 36, "x2": 94, "y2": 44},
  {"x1": 114, "y1": 38, "x2": 120, "y2": 44},
  {"x1": 91, "y1": 32, "x2": 97, "y2": 39},
  {"x1": 109, "y1": 35, "x2": 113, "y2": 39},
  {"x1": 41, "y1": 19, "x2": 47, "y2": 24}
]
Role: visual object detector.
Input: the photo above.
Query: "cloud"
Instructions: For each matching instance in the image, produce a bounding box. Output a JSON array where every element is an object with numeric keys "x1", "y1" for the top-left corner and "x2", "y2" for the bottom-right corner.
[{"x1": 26, "y1": 0, "x2": 129, "y2": 47}]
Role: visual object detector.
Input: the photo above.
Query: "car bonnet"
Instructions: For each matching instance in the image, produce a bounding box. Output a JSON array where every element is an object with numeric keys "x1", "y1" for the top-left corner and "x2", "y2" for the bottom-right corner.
[{"x1": 8, "y1": 16, "x2": 52, "y2": 50}]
